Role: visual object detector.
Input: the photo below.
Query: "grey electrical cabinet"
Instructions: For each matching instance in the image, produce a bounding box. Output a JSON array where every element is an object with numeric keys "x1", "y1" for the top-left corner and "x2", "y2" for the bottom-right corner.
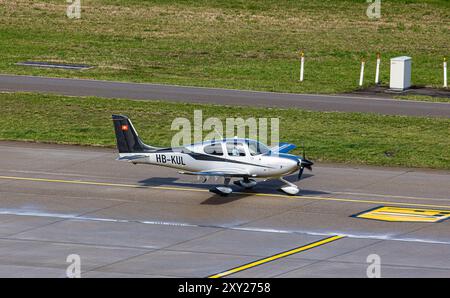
[{"x1": 390, "y1": 56, "x2": 412, "y2": 91}]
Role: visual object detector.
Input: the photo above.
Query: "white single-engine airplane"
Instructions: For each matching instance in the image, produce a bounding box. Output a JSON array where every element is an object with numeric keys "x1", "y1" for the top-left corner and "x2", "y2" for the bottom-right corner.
[{"x1": 112, "y1": 115, "x2": 313, "y2": 195}]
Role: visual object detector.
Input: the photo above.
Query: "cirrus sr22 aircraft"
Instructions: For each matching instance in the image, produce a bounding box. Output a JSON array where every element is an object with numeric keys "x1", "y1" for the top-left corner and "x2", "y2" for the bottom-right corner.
[{"x1": 112, "y1": 115, "x2": 313, "y2": 196}]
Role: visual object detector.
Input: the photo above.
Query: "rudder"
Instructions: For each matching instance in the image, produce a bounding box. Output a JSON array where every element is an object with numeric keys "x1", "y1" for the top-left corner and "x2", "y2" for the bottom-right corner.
[{"x1": 112, "y1": 114, "x2": 155, "y2": 153}]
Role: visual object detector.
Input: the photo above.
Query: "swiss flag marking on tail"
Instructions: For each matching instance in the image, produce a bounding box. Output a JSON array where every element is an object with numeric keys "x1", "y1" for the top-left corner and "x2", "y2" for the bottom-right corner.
[{"x1": 121, "y1": 125, "x2": 129, "y2": 131}]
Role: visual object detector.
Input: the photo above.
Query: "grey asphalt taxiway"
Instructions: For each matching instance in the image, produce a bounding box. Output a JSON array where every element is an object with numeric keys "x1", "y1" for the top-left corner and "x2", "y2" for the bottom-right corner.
[
  {"x1": 1, "y1": 74, "x2": 450, "y2": 118},
  {"x1": 0, "y1": 141, "x2": 449, "y2": 277}
]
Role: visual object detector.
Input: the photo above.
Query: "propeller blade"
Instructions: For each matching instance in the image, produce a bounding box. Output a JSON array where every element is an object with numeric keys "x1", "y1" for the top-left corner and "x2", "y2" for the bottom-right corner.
[{"x1": 298, "y1": 167, "x2": 304, "y2": 180}]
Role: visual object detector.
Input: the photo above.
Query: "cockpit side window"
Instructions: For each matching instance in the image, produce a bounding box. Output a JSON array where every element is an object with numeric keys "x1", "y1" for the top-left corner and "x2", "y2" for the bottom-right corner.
[
  {"x1": 246, "y1": 140, "x2": 269, "y2": 156},
  {"x1": 203, "y1": 143, "x2": 223, "y2": 156},
  {"x1": 226, "y1": 142, "x2": 246, "y2": 157}
]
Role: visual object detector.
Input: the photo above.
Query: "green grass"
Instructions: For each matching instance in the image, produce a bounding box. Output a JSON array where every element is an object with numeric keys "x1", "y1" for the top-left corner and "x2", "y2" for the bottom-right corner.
[
  {"x1": 1, "y1": 92, "x2": 449, "y2": 170},
  {"x1": 0, "y1": 0, "x2": 448, "y2": 94},
  {"x1": 394, "y1": 94, "x2": 450, "y2": 103}
]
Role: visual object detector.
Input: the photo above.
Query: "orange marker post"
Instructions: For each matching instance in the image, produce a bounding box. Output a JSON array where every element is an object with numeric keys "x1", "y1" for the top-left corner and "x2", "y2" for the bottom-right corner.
[
  {"x1": 359, "y1": 58, "x2": 366, "y2": 87},
  {"x1": 444, "y1": 57, "x2": 448, "y2": 88},
  {"x1": 375, "y1": 53, "x2": 381, "y2": 84},
  {"x1": 299, "y1": 51, "x2": 305, "y2": 82}
]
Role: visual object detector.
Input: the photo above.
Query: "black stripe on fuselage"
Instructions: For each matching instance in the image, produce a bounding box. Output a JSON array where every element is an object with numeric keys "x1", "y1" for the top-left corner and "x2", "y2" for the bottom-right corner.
[
  {"x1": 154, "y1": 148, "x2": 273, "y2": 169},
  {"x1": 188, "y1": 152, "x2": 273, "y2": 168}
]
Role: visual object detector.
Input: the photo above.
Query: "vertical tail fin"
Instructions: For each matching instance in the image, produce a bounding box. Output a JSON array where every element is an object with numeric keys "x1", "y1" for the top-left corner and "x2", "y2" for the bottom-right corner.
[{"x1": 112, "y1": 115, "x2": 156, "y2": 153}]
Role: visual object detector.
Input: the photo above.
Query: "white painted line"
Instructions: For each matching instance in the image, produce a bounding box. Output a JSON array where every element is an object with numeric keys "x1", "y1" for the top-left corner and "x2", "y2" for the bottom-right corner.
[{"x1": 2, "y1": 208, "x2": 450, "y2": 246}]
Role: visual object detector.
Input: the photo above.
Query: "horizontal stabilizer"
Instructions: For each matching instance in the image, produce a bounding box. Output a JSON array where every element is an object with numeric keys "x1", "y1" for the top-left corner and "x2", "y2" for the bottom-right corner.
[{"x1": 116, "y1": 154, "x2": 148, "y2": 162}]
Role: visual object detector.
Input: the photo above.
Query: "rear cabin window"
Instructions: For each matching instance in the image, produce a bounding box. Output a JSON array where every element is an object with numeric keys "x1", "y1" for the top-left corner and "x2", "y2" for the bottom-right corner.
[{"x1": 203, "y1": 143, "x2": 223, "y2": 156}]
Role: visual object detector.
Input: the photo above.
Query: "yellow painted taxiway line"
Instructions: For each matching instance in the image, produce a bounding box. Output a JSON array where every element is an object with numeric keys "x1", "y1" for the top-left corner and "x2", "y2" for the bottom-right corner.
[
  {"x1": 208, "y1": 235, "x2": 345, "y2": 278},
  {"x1": 0, "y1": 175, "x2": 450, "y2": 210}
]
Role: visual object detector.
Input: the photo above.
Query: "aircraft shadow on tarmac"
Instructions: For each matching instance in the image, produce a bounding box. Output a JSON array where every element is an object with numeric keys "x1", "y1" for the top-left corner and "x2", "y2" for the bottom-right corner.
[{"x1": 137, "y1": 173, "x2": 329, "y2": 205}]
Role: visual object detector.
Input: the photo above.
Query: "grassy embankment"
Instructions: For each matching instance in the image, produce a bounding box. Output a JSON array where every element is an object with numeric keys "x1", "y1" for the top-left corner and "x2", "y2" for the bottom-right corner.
[
  {"x1": 0, "y1": 0, "x2": 448, "y2": 94},
  {"x1": 1, "y1": 92, "x2": 449, "y2": 170}
]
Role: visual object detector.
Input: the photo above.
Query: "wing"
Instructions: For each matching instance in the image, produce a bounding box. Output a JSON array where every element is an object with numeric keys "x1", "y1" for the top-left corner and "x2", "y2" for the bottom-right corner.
[
  {"x1": 270, "y1": 142, "x2": 297, "y2": 154},
  {"x1": 179, "y1": 169, "x2": 252, "y2": 178}
]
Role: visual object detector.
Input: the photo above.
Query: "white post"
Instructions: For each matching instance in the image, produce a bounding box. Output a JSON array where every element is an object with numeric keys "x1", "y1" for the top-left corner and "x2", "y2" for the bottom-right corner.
[
  {"x1": 359, "y1": 59, "x2": 365, "y2": 87},
  {"x1": 299, "y1": 51, "x2": 305, "y2": 82},
  {"x1": 444, "y1": 58, "x2": 448, "y2": 88},
  {"x1": 375, "y1": 53, "x2": 381, "y2": 84}
]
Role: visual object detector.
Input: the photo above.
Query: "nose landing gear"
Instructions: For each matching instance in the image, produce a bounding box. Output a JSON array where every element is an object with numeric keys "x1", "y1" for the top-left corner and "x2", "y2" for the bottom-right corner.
[{"x1": 279, "y1": 177, "x2": 300, "y2": 195}]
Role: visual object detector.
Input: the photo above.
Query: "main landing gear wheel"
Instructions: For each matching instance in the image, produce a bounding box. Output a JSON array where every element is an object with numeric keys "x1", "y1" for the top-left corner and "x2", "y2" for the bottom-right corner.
[
  {"x1": 279, "y1": 177, "x2": 300, "y2": 195},
  {"x1": 233, "y1": 177, "x2": 257, "y2": 189},
  {"x1": 209, "y1": 177, "x2": 233, "y2": 196}
]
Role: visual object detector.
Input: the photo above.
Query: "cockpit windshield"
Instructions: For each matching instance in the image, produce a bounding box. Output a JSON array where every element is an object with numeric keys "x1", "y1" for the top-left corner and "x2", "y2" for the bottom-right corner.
[{"x1": 246, "y1": 140, "x2": 269, "y2": 156}]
